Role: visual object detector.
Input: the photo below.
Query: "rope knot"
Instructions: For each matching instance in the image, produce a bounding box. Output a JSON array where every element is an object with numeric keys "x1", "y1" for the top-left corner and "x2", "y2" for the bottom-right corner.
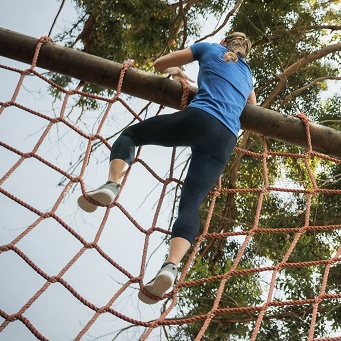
[
  {"x1": 72, "y1": 176, "x2": 82, "y2": 183},
  {"x1": 97, "y1": 307, "x2": 107, "y2": 313},
  {"x1": 1, "y1": 245, "x2": 10, "y2": 252},
  {"x1": 50, "y1": 276, "x2": 58, "y2": 283},
  {"x1": 8, "y1": 314, "x2": 19, "y2": 322},
  {"x1": 1, "y1": 101, "x2": 13, "y2": 108},
  {"x1": 22, "y1": 69, "x2": 32, "y2": 76},
  {"x1": 86, "y1": 242, "x2": 96, "y2": 249},
  {"x1": 22, "y1": 152, "x2": 34, "y2": 159}
]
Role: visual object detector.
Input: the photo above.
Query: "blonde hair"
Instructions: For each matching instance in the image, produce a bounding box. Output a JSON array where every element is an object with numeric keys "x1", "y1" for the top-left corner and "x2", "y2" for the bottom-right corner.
[{"x1": 223, "y1": 32, "x2": 251, "y2": 63}]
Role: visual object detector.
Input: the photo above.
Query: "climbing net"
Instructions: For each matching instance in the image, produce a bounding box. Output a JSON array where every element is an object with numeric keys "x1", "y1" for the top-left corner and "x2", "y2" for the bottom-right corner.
[{"x1": 1, "y1": 37, "x2": 341, "y2": 341}]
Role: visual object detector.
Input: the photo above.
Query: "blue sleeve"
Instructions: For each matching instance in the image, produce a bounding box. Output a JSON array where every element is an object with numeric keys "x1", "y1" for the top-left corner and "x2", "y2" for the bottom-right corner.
[{"x1": 190, "y1": 42, "x2": 212, "y2": 61}]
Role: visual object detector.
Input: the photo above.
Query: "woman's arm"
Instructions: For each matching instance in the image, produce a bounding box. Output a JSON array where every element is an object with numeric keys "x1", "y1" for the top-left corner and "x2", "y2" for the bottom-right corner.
[{"x1": 154, "y1": 48, "x2": 195, "y2": 83}]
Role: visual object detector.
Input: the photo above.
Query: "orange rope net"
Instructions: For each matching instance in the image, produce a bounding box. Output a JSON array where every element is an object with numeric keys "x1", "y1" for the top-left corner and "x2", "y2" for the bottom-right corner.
[{"x1": 1, "y1": 37, "x2": 341, "y2": 341}]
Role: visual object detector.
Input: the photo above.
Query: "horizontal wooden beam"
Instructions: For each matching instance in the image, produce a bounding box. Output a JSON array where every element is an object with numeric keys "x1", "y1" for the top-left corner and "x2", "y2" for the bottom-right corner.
[{"x1": 1, "y1": 27, "x2": 340, "y2": 159}]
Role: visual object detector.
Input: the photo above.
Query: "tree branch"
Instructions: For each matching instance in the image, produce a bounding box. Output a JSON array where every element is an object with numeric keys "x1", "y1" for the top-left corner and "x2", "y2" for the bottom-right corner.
[
  {"x1": 158, "y1": 0, "x2": 199, "y2": 16},
  {"x1": 253, "y1": 25, "x2": 341, "y2": 48},
  {"x1": 70, "y1": 13, "x2": 97, "y2": 51},
  {"x1": 262, "y1": 42, "x2": 341, "y2": 108},
  {"x1": 277, "y1": 76, "x2": 341, "y2": 109},
  {"x1": 48, "y1": 0, "x2": 66, "y2": 37},
  {"x1": 195, "y1": 0, "x2": 244, "y2": 43},
  {"x1": 179, "y1": 0, "x2": 188, "y2": 49}
]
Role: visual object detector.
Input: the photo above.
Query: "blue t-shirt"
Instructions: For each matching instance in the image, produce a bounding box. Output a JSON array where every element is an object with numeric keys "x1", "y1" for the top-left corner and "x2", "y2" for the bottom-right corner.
[{"x1": 188, "y1": 42, "x2": 253, "y2": 137}]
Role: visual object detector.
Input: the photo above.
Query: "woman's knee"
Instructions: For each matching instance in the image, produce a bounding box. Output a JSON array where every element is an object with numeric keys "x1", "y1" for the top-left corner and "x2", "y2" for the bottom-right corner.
[
  {"x1": 171, "y1": 216, "x2": 200, "y2": 245},
  {"x1": 110, "y1": 128, "x2": 137, "y2": 164}
]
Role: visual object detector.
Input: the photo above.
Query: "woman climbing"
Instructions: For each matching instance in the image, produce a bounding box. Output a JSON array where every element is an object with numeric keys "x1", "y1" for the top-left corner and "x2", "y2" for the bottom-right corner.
[{"x1": 78, "y1": 32, "x2": 257, "y2": 304}]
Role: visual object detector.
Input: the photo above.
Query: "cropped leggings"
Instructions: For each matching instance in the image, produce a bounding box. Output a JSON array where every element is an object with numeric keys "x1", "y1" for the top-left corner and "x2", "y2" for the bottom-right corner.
[{"x1": 110, "y1": 107, "x2": 237, "y2": 244}]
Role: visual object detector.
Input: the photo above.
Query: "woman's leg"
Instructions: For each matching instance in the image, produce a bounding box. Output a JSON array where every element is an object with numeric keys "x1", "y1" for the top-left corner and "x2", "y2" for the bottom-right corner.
[
  {"x1": 163, "y1": 151, "x2": 228, "y2": 266},
  {"x1": 165, "y1": 237, "x2": 191, "y2": 266},
  {"x1": 107, "y1": 108, "x2": 199, "y2": 184},
  {"x1": 138, "y1": 147, "x2": 235, "y2": 304},
  {"x1": 138, "y1": 114, "x2": 237, "y2": 304},
  {"x1": 108, "y1": 159, "x2": 129, "y2": 184},
  {"x1": 171, "y1": 148, "x2": 230, "y2": 245},
  {"x1": 78, "y1": 109, "x2": 196, "y2": 212}
]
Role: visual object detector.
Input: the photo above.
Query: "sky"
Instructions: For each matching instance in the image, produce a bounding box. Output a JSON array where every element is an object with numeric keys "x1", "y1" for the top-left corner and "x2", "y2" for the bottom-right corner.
[{"x1": 0, "y1": 1, "x2": 205, "y2": 340}]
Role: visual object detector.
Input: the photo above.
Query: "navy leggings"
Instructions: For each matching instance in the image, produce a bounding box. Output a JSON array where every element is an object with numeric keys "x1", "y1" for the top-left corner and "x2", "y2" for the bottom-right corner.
[{"x1": 110, "y1": 107, "x2": 237, "y2": 244}]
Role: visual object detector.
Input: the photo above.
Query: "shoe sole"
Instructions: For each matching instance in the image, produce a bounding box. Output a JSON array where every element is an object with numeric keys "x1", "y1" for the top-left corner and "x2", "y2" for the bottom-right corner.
[
  {"x1": 78, "y1": 188, "x2": 116, "y2": 213},
  {"x1": 138, "y1": 271, "x2": 175, "y2": 305}
]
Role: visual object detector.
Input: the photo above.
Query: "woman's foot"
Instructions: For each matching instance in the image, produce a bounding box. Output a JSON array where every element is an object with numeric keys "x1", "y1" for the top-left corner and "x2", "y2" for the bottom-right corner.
[
  {"x1": 138, "y1": 262, "x2": 178, "y2": 304},
  {"x1": 77, "y1": 181, "x2": 120, "y2": 212}
]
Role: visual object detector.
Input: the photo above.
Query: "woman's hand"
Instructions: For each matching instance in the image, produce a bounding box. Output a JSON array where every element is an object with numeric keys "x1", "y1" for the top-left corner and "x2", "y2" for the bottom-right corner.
[
  {"x1": 153, "y1": 48, "x2": 195, "y2": 85},
  {"x1": 168, "y1": 67, "x2": 195, "y2": 84}
]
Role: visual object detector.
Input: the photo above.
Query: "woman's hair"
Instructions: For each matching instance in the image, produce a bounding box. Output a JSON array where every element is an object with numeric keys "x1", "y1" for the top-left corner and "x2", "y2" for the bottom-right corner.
[{"x1": 223, "y1": 32, "x2": 251, "y2": 63}]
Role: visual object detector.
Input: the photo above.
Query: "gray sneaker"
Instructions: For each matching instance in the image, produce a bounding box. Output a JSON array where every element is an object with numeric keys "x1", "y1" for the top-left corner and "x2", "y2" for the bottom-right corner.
[
  {"x1": 77, "y1": 181, "x2": 120, "y2": 213},
  {"x1": 138, "y1": 262, "x2": 178, "y2": 304}
]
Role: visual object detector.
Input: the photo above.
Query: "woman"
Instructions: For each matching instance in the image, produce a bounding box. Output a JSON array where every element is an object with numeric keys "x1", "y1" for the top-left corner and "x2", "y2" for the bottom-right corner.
[{"x1": 78, "y1": 32, "x2": 257, "y2": 304}]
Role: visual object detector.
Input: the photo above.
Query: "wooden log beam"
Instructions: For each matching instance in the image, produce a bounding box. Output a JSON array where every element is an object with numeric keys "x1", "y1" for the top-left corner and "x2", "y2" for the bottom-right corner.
[{"x1": 1, "y1": 27, "x2": 341, "y2": 159}]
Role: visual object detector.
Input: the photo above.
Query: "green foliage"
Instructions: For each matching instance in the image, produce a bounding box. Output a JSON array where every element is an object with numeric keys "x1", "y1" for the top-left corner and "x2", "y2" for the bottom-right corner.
[
  {"x1": 311, "y1": 94, "x2": 341, "y2": 130},
  {"x1": 51, "y1": 0, "x2": 179, "y2": 105},
  {"x1": 58, "y1": 0, "x2": 176, "y2": 62}
]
